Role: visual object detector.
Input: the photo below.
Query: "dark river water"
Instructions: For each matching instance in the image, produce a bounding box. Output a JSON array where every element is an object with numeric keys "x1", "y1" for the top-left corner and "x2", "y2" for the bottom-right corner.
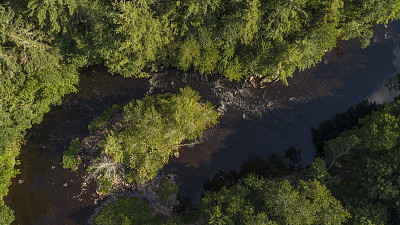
[{"x1": 5, "y1": 21, "x2": 400, "y2": 224}]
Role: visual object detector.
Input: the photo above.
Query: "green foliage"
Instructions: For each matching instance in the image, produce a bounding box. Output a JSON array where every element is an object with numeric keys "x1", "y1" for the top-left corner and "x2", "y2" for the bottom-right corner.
[
  {"x1": 0, "y1": 202, "x2": 14, "y2": 225},
  {"x1": 98, "y1": 87, "x2": 218, "y2": 184},
  {"x1": 0, "y1": 141, "x2": 19, "y2": 225},
  {"x1": 321, "y1": 100, "x2": 400, "y2": 224},
  {"x1": 311, "y1": 101, "x2": 379, "y2": 157},
  {"x1": 92, "y1": 197, "x2": 165, "y2": 225},
  {"x1": 27, "y1": 0, "x2": 78, "y2": 33},
  {"x1": 98, "y1": 188, "x2": 110, "y2": 195},
  {"x1": 2, "y1": 1, "x2": 400, "y2": 223},
  {"x1": 105, "y1": 0, "x2": 170, "y2": 77},
  {"x1": 62, "y1": 139, "x2": 81, "y2": 171},
  {"x1": 167, "y1": 0, "x2": 344, "y2": 83},
  {"x1": 156, "y1": 178, "x2": 178, "y2": 202},
  {"x1": 97, "y1": 171, "x2": 113, "y2": 195},
  {"x1": 88, "y1": 103, "x2": 124, "y2": 132},
  {"x1": 23, "y1": 0, "x2": 400, "y2": 82},
  {"x1": 201, "y1": 174, "x2": 350, "y2": 225},
  {"x1": 323, "y1": 134, "x2": 360, "y2": 170},
  {"x1": 27, "y1": 0, "x2": 171, "y2": 77},
  {"x1": 345, "y1": 199, "x2": 390, "y2": 225},
  {"x1": 308, "y1": 157, "x2": 331, "y2": 183},
  {"x1": 98, "y1": 174, "x2": 112, "y2": 188},
  {"x1": 0, "y1": 5, "x2": 79, "y2": 224}
]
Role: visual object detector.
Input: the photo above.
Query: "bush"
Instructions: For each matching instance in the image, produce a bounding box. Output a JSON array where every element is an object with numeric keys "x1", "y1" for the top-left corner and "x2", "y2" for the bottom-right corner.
[{"x1": 62, "y1": 139, "x2": 81, "y2": 171}]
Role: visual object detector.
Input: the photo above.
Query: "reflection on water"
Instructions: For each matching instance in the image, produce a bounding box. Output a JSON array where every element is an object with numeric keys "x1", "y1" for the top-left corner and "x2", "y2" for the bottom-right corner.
[{"x1": 169, "y1": 126, "x2": 235, "y2": 169}]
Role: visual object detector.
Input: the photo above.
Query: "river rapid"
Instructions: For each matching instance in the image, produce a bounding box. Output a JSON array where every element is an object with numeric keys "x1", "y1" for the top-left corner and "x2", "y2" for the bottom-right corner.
[{"x1": 5, "y1": 21, "x2": 400, "y2": 224}]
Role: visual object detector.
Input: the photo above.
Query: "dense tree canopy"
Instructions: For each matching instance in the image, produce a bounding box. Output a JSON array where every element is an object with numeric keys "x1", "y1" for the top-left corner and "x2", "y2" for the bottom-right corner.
[
  {"x1": 1, "y1": 0, "x2": 400, "y2": 223},
  {"x1": 0, "y1": 5, "x2": 79, "y2": 153},
  {"x1": 201, "y1": 174, "x2": 350, "y2": 225},
  {"x1": 311, "y1": 100, "x2": 400, "y2": 224}
]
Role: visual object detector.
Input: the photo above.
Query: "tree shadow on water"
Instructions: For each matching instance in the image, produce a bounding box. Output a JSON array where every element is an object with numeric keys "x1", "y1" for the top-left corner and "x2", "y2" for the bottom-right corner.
[
  {"x1": 202, "y1": 152, "x2": 299, "y2": 194},
  {"x1": 68, "y1": 206, "x2": 97, "y2": 225}
]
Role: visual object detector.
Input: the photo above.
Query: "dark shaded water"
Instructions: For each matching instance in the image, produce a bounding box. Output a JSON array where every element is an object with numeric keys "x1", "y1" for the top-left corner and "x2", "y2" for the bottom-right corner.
[{"x1": 5, "y1": 21, "x2": 400, "y2": 224}]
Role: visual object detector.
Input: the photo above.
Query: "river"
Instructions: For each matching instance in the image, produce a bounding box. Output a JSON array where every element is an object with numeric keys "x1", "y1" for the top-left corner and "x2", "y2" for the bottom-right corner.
[{"x1": 5, "y1": 21, "x2": 400, "y2": 224}]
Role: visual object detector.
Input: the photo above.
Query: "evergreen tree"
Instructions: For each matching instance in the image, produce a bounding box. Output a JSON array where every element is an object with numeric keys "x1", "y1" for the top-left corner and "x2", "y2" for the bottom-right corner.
[{"x1": 312, "y1": 100, "x2": 400, "y2": 224}]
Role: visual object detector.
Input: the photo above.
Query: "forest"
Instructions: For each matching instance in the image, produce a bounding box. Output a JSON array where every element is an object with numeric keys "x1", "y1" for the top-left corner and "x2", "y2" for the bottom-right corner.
[{"x1": 1, "y1": 0, "x2": 400, "y2": 224}]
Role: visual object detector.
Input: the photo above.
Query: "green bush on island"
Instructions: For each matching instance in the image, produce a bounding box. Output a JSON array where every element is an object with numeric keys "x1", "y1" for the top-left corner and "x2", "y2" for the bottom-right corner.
[
  {"x1": 62, "y1": 139, "x2": 82, "y2": 171},
  {"x1": 94, "y1": 87, "x2": 218, "y2": 184},
  {"x1": 0, "y1": 202, "x2": 14, "y2": 225}
]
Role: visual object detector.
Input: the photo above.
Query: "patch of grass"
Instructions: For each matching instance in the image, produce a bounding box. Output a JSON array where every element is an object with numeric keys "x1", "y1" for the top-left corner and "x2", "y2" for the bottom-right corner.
[
  {"x1": 62, "y1": 139, "x2": 81, "y2": 171},
  {"x1": 156, "y1": 178, "x2": 178, "y2": 202}
]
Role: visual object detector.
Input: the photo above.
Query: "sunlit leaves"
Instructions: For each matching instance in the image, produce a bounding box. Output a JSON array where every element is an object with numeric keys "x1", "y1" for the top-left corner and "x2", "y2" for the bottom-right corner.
[{"x1": 99, "y1": 87, "x2": 218, "y2": 184}]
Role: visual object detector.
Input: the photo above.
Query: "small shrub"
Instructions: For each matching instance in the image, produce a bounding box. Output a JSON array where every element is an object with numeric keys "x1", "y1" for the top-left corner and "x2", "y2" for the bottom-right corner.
[{"x1": 62, "y1": 139, "x2": 81, "y2": 171}]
